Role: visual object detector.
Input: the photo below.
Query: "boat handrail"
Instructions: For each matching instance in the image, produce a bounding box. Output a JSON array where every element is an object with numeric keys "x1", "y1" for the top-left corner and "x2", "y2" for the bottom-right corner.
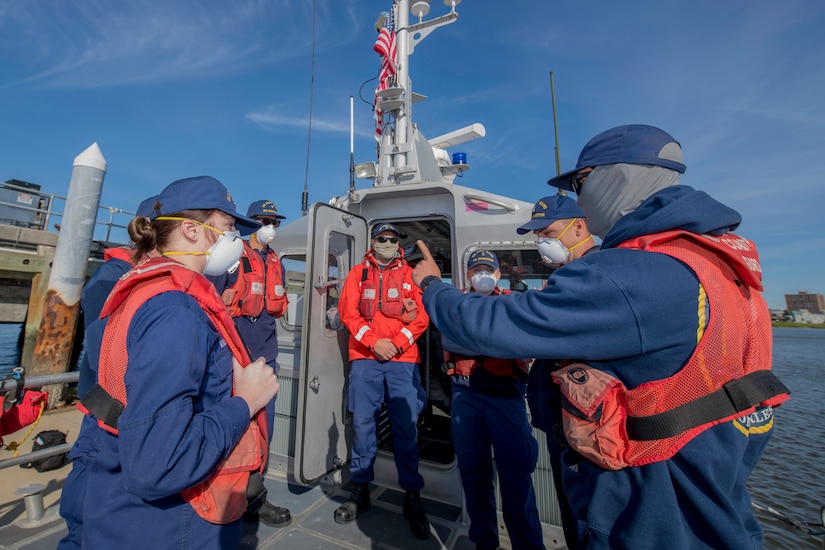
[{"x1": 0, "y1": 442, "x2": 73, "y2": 470}]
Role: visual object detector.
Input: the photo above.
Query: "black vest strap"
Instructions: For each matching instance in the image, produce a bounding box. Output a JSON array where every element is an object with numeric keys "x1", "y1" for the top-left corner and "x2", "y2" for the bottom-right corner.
[
  {"x1": 626, "y1": 370, "x2": 790, "y2": 441},
  {"x1": 80, "y1": 383, "x2": 124, "y2": 430}
]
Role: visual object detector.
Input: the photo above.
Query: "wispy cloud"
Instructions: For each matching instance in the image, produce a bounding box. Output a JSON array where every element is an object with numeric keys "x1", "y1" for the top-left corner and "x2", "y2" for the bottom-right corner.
[
  {"x1": 0, "y1": 0, "x2": 358, "y2": 90},
  {"x1": 247, "y1": 105, "x2": 373, "y2": 139}
]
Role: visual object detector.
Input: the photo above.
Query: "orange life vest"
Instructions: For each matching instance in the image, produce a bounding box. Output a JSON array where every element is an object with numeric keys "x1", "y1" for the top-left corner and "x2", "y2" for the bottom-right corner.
[
  {"x1": 221, "y1": 242, "x2": 288, "y2": 318},
  {"x1": 79, "y1": 258, "x2": 268, "y2": 524},
  {"x1": 103, "y1": 246, "x2": 135, "y2": 263},
  {"x1": 552, "y1": 231, "x2": 789, "y2": 470},
  {"x1": 357, "y1": 258, "x2": 417, "y2": 323}
]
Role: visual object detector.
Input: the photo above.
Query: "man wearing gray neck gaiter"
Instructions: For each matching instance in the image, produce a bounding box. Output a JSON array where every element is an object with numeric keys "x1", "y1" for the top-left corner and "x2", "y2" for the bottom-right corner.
[{"x1": 412, "y1": 124, "x2": 787, "y2": 550}]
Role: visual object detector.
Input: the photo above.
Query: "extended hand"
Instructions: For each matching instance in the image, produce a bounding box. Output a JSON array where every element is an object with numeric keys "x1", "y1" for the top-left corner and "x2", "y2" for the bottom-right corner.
[
  {"x1": 411, "y1": 240, "x2": 442, "y2": 286},
  {"x1": 234, "y1": 357, "x2": 280, "y2": 418}
]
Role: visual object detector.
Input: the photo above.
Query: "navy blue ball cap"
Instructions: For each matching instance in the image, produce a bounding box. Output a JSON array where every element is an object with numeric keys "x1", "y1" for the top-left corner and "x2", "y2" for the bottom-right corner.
[
  {"x1": 467, "y1": 249, "x2": 500, "y2": 270},
  {"x1": 247, "y1": 200, "x2": 286, "y2": 220},
  {"x1": 548, "y1": 124, "x2": 686, "y2": 191},
  {"x1": 371, "y1": 222, "x2": 402, "y2": 238},
  {"x1": 135, "y1": 195, "x2": 157, "y2": 218},
  {"x1": 152, "y1": 176, "x2": 261, "y2": 236},
  {"x1": 516, "y1": 195, "x2": 585, "y2": 235}
]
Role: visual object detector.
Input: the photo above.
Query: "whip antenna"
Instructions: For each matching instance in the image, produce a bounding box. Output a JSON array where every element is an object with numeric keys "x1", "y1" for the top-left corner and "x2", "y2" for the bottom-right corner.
[{"x1": 302, "y1": 0, "x2": 317, "y2": 216}]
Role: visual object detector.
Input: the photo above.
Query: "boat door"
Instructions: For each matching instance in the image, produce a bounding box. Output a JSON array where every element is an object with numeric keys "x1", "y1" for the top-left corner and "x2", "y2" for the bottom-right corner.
[{"x1": 294, "y1": 203, "x2": 367, "y2": 484}]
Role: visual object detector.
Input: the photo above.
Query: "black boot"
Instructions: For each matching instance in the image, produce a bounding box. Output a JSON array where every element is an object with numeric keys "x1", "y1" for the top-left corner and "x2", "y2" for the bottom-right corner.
[
  {"x1": 334, "y1": 482, "x2": 371, "y2": 524},
  {"x1": 255, "y1": 500, "x2": 292, "y2": 527},
  {"x1": 403, "y1": 490, "x2": 430, "y2": 540}
]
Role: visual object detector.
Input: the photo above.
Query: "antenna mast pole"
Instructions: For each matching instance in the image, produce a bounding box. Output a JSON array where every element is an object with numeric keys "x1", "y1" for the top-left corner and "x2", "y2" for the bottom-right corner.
[
  {"x1": 349, "y1": 95, "x2": 355, "y2": 198},
  {"x1": 550, "y1": 71, "x2": 567, "y2": 196},
  {"x1": 550, "y1": 71, "x2": 561, "y2": 176}
]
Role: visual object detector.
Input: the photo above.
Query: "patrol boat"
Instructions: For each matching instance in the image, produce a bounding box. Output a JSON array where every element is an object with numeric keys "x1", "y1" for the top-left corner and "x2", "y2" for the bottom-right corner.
[
  {"x1": 2, "y1": 1, "x2": 824, "y2": 548},
  {"x1": 0, "y1": 0, "x2": 566, "y2": 548},
  {"x1": 258, "y1": 0, "x2": 567, "y2": 545}
]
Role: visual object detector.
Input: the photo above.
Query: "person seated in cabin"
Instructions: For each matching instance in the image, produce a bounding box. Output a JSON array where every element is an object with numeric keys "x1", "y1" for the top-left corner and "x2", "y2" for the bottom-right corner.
[
  {"x1": 58, "y1": 194, "x2": 157, "y2": 550},
  {"x1": 412, "y1": 125, "x2": 789, "y2": 550},
  {"x1": 206, "y1": 199, "x2": 292, "y2": 528},
  {"x1": 335, "y1": 222, "x2": 432, "y2": 540},
  {"x1": 513, "y1": 193, "x2": 597, "y2": 549},
  {"x1": 62, "y1": 176, "x2": 279, "y2": 549},
  {"x1": 444, "y1": 249, "x2": 545, "y2": 550}
]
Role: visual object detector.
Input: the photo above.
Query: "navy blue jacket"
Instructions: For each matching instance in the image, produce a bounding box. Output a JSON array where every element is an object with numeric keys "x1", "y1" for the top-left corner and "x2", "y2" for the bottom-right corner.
[
  {"x1": 423, "y1": 186, "x2": 773, "y2": 549},
  {"x1": 77, "y1": 257, "x2": 131, "y2": 397},
  {"x1": 78, "y1": 290, "x2": 250, "y2": 548}
]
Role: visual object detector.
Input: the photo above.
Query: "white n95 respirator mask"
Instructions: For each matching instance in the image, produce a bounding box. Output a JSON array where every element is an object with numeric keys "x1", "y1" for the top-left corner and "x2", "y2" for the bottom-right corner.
[{"x1": 203, "y1": 230, "x2": 244, "y2": 276}]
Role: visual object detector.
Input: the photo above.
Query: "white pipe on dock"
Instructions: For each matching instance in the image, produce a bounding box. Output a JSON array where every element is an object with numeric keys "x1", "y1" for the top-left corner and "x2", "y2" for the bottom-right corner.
[{"x1": 29, "y1": 143, "x2": 107, "y2": 389}]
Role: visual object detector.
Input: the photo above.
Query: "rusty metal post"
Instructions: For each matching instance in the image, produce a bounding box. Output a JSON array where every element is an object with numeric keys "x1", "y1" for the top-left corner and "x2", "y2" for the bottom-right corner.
[
  {"x1": 20, "y1": 245, "x2": 55, "y2": 370},
  {"x1": 30, "y1": 143, "x2": 107, "y2": 407}
]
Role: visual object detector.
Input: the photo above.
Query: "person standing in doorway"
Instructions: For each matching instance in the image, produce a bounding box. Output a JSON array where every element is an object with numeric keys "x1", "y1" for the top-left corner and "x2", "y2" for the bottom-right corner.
[{"x1": 335, "y1": 223, "x2": 432, "y2": 540}]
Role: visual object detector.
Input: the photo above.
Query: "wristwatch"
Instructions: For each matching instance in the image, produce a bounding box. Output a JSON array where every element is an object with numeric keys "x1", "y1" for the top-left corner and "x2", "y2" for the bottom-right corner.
[{"x1": 418, "y1": 275, "x2": 441, "y2": 291}]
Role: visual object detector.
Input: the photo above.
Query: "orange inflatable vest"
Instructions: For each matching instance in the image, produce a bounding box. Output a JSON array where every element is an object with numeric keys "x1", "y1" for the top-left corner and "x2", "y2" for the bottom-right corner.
[
  {"x1": 221, "y1": 243, "x2": 287, "y2": 318},
  {"x1": 79, "y1": 258, "x2": 268, "y2": 524},
  {"x1": 358, "y1": 259, "x2": 416, "y2": 322},
  {"x1": 552, "y1": 231, "x2": 789, "y2": 470}
]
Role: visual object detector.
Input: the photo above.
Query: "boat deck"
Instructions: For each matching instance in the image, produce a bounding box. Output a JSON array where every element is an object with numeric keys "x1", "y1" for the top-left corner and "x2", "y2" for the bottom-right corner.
[{"x1": 1, "y1": 407, "x2": 567, "y2": 549}]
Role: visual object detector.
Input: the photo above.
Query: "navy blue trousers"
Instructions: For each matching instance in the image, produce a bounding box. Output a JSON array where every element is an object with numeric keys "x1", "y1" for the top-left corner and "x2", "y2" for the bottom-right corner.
[
  {"x1": 451, "y1": 382, "x2": 544, "y2": 550},
  {"x1": 347, "y1": 359, "x2": 425, "y2": 490}
]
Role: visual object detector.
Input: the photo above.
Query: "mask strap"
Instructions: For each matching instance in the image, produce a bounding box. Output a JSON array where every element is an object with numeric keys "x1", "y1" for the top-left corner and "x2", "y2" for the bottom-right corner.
[
  {"x1": 155, "y1": 216, "x2": 221, "y2": 258},
  {"x1": 163, "y1": 251, "x2": 208, "y2": 257},
  {"x1": 558, "y1": 218, "x2": 594, "y2": 252},
  {"x1": 556, "y1": 218, "x2": 577, "y2": 240},
  {"x1": 154, "y1": 216, "x2": 222, "y2": 235},
  {"x1": 568, "y1": 234, "x2": 595, "y2": 252}
]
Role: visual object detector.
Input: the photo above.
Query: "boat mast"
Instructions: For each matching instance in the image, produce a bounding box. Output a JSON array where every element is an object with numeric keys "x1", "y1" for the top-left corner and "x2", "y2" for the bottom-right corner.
[{"x1": 375, "y1": 0, "x2": 460, "y2": 186}]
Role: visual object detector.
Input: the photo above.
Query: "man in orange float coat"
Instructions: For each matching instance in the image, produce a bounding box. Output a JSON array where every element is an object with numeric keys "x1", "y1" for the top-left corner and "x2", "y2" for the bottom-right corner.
[{"x1": 335, "y1": 222, "x2": 432, "y2": 540}]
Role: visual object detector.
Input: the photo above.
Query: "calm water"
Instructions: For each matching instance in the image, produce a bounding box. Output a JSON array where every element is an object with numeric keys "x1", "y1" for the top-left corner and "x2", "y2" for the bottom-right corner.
[
  {"x1": 0, "y1": 323, "x2": 22, "y2": 376},
  {"x1": 1, "y1": 325, "x2": 822, "y2": 547},
  {"x1": 748, "y1": 327, "x2": 825, "y2": 549}
]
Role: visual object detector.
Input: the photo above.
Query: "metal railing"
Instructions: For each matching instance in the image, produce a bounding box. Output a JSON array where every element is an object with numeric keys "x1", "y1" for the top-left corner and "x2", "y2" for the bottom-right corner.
[
  {"x1": 0, "y1": 180, "x2": 134, "y2": 244},
  {"x1": 0, "y1": 371, "x2": 79, "y2": 470}
]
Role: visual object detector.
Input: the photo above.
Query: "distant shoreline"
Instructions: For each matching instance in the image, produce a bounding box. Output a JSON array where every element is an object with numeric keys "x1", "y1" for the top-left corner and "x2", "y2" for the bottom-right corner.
[{"x1": 772, "y1": 322, "x2": 825, "y2": 329}]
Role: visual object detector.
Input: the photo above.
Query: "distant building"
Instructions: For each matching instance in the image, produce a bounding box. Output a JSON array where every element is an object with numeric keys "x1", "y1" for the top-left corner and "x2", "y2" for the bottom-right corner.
[
  {"x1": 785, "y1": 291, "x2": 824, "y2": 314},
  {"x1": 769, "y1": 308, "x2": 792, "y2": 322},
  {"x1": 788, "y1": 309, "x2": 825, "y2": 324}
]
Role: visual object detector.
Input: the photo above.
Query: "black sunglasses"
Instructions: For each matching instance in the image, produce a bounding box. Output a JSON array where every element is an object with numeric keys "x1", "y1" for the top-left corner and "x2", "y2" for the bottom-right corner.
[
  {"x1": 571, "y1": 169, "x2": 593, "y2": 195},
  {"x1": 374, "y1": 236, "x2": 399, "y2": 244},
  {"x1": 257, "y1": 218, "x2": 281, "y2": 227}
]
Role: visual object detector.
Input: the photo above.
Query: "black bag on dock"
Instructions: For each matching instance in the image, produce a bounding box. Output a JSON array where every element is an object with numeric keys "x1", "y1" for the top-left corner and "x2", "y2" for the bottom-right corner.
[{"x1": 19, "y1": 429, "x2": 69, "y2": 472}]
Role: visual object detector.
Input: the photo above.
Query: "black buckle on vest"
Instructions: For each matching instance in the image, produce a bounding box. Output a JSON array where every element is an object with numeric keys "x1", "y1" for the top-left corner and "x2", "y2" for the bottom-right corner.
[
  {"x1": 626, "y1": 370, "x2": 790, "y2": 441},
  {"x1": 80, "y1": 383, "x2": 125, "y2": 430}
]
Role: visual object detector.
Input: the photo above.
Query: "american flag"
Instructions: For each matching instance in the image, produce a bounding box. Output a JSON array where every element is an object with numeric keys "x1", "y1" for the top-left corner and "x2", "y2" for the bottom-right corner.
[{"x1": 373, "y1": 8, "x2": 397, "y2": 138}]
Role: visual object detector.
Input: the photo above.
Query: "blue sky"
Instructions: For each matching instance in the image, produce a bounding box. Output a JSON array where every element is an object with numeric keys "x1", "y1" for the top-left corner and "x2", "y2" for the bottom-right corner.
[{"x1": 1, "y1": 0, "x2": 823, "y2": 309}]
